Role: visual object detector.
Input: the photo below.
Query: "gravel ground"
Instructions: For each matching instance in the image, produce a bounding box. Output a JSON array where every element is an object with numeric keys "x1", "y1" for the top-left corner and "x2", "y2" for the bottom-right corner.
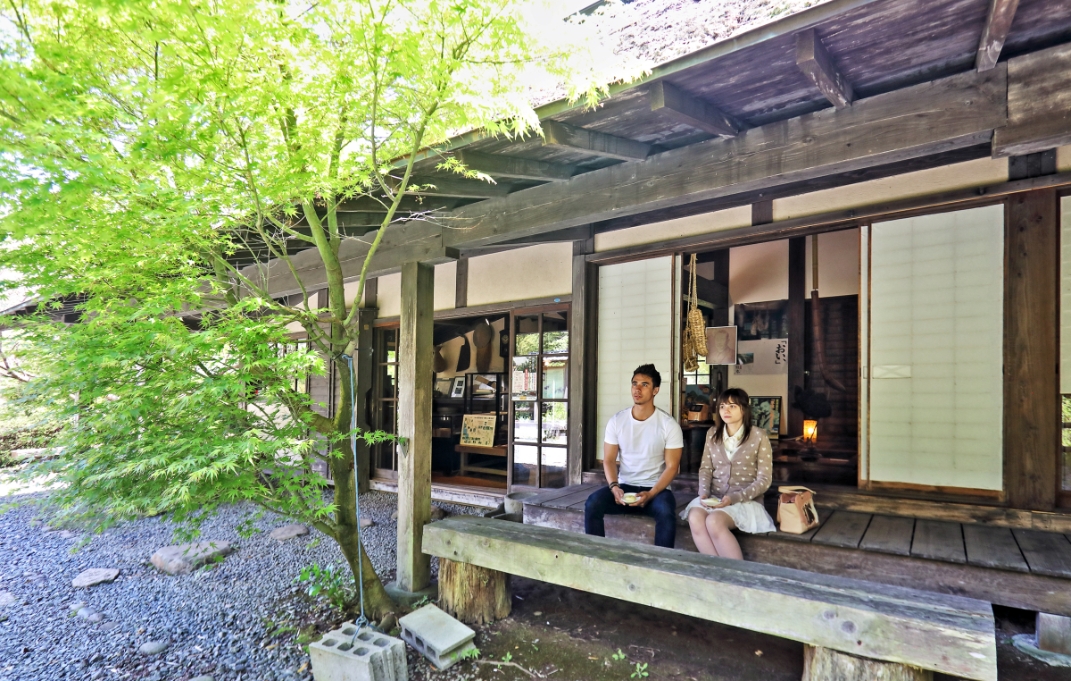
[{"x1": 0, "y1": 483, "x2": 484, "y2": 681}]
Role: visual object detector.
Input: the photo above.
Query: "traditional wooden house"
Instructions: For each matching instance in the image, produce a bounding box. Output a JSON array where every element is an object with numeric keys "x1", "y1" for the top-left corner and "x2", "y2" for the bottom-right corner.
[{"x1": 256, "y1": 0, "x2": 1071, "y2": 667}]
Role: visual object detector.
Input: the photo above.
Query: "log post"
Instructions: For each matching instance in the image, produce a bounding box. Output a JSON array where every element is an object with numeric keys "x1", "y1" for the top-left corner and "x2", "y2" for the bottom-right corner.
[
  {"x1": 438, "y1": 558, "x2": 511, "y2": 625},
  {"x1": 803, "y1": 646, "x2": 933, "y2": 681}
]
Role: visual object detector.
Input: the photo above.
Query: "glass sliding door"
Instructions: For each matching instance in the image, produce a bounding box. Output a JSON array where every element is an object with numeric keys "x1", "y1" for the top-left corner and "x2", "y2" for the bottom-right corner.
[{"x1": 510, "y1": 307, "x2": 569, "y2": 488}]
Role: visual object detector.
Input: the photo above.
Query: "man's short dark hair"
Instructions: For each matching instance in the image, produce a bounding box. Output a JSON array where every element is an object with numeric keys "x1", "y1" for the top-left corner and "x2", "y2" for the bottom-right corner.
[{"x1": 632, "y1": 364, "x2": 661, "y2": 388}]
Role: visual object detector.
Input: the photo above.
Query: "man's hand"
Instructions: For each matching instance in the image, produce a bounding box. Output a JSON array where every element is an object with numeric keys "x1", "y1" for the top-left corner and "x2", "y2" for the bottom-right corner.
[
  {"x1": 636, "y1": 490, "x2": 652, "y2": 507},
  {"x1": 611, "y1": 485, "x2": 626, "y2": 505}
]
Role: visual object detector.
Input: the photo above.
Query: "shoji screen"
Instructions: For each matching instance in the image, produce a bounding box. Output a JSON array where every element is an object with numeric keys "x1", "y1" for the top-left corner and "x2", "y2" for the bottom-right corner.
[
  {"x1": 597, "y1": 257, "x2": 675, "y2": 457},
  {"x1": 868, "y1": 205, "x2": 1004, "y2": 490}
]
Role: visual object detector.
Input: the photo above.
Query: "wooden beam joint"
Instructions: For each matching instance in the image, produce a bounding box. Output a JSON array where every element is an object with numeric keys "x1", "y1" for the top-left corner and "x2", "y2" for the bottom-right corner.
[
  {"x1": 796, "y1": 28, "x2": 854, "y2": 109},
  {"x1": 456, "y1": 150, "x2": 575, "y2": 182}
]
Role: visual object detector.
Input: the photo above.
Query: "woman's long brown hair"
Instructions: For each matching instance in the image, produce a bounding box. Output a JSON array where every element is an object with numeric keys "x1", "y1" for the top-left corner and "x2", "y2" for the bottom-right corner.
[{"x1": 713, "y1": 388, "x2": 752, "y2": 444}]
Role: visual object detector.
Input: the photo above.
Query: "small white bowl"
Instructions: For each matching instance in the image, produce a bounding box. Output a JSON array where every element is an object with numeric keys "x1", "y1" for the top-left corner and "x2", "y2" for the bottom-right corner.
[
  {"x1": 621, "y1": 493, "x2": 639, "y2": 504},
  {"x1": 701, "y1": 497, "x2": 722, "y2": 507}
]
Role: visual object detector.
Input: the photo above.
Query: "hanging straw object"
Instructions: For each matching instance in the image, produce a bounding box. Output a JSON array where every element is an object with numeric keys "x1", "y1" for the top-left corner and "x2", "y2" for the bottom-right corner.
[{"x1": 683, "y1": 254, "x2": 706, "y2": 372}]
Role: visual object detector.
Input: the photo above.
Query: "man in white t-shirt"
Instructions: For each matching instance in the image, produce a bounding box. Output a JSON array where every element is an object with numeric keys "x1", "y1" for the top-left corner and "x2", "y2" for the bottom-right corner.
[{"x1": 584, "y1": 364, "x2": 684, "y2": 548}]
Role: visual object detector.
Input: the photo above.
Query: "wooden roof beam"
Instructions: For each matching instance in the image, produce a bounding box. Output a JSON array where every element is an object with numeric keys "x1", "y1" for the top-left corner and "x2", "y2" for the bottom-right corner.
[
  {"x1": 404, "y1": 175, "x2": 511, "y2": 199},
  {"x1": 541, "y1": 120, "x2": 651, "y2": 161},
  {"x1": 796, "y1": 28, "x2": 854, "y2": 109},
  {"x1": 649, "y1": 81, "x2": 743, "y2": 137},
  {"x1": 456, "y1": 150, "x2": 575, "y2": 182},
  {"x1": 976, "y1": 0, "x2": 1021, "y2": 71}
]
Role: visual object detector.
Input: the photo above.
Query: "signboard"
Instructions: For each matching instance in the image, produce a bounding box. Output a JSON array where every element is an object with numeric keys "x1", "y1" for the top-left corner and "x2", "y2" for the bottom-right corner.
[{"x1": 460, "y1": 414, "x2": 497, "y2": 447}]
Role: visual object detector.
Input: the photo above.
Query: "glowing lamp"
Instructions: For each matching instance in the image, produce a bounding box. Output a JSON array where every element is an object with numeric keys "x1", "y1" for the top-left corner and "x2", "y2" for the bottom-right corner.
[{"x1": 803, "y1": 419, "x2": 818, "y2": 445}]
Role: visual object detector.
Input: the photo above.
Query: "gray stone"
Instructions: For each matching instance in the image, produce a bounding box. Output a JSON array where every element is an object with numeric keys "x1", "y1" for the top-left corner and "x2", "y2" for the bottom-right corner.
[
  {"x1": 378, "y1": 612, "x2": 397, "y2": 633},
  {"x1": 86, "y1": 612, "x2": 103, "y2": 623},
  {"x1": 138, "y1": 640, "x2": 169, "y2": 656},
  {"x1": 190, "y1": 676, "x2": 215, "y2": 681},
  {"x1": 359, "y1": 516, "x2": 375, "y2": 528},
  {"x1": 390, "y1": 510, "x2": 398, "y2": 521},
  {"x1": 67, "y1": 601, "x2": 85, "y2": 613},
  {"x1": 100, "y1": 621, "x2": 119, "y2": 631},
  {"x1": 429, "y1": 506, "x2": 447, "y2": 521},
  {"x1": 150, "y1": 541, "x2": 233, "y2": 574},
  {"x1": 76, "y1": 607, "x2": 97, "y2": 619},
  {"x1": 72, "y1": 568, "x2": 120, "y2": 588},
  {"x1": 269, "y1": 524, "x2": 308, "y2": 541},
  {"x1": 0, "y1": 591, "x2": 15, "y2": 608}
]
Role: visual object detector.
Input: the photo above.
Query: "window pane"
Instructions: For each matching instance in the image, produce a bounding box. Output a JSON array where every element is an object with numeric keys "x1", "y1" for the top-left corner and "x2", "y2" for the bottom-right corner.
[
  {"x1": 384, "y1": 328, "x2": 397, "y2": 362},
  {"x1": 378, "y1": 364, "x2": 396, "y2": 398},
  {"x1": 541, "y1": 402, "x2": 568, "y2": 445},
  {"x1": 513, "y1": 401, "x2": 537, "y2": 443},
  {"x1": 541, "y1": 446, "x2": 567, "y2": 489},
  {"x1": 515, "y1": 314, "x2": 540, "y2": 356},
  {"x1": 542, "y1": 311, "x2": 569, "y2": 353},
  {"x1": 542, "y1": 355, "x2": 568, "y2": 399},
  {"x1": 512, "y1": 356, "x2": 538, "y2": 400},
  {"x1": 513, "y1": 444, "x2": 538, "y2": 487}
]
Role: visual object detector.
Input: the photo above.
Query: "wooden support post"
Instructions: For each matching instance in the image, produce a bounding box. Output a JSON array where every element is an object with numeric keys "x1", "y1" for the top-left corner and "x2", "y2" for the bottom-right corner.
[
  {"x1": 454, "y1": 257, "x2": 468, "y2": 309},
  {"x1": 803, "y1": 646, "x2": 932, "y2": 681},
  {"x1": 438, "y1": 558, "x2": 511, "y2": 625},
  {"x1": 568, "y1": 239, "x2": 597, "y2": 485},
  {"x1": 787, "y1": 237, "x2": 807, "y2": 438},
  {"x1": 1004, "y1": 189, "x2": 1059, "y2": 511},
  {"x1": 353, "y1": 308, "x2": 376, "y2": 493},
  {"x1": 397, "y1": 261, "x2": 435, "y2": 591}
]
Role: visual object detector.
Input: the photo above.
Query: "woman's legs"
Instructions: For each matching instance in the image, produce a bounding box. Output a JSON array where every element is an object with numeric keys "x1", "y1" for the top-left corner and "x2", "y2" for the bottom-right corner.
[
  {"x1": 705, "y1": 511, "x2": 743, "y2": 560},
  {"x1": 687, "y1": 507, "x2": 718, "y2": 555}
]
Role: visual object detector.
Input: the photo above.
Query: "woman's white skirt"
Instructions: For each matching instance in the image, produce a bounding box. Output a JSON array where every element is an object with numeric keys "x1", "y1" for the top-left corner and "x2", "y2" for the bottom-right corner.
[{"x1": 680, "y1": 496, "x2": 777, "y2": 534}]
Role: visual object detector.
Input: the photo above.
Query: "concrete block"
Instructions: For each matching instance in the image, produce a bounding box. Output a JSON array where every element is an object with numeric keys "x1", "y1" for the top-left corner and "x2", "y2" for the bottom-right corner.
[
  {"x1": 1038, "y1": 613, "x2": 1071, "y2": 656},
  {"x1": 398, "y1": 604, "x2": 476, "y2": 671},
  {"x1": 310, "y1": 625, "x2": 407, "y2": 681}
]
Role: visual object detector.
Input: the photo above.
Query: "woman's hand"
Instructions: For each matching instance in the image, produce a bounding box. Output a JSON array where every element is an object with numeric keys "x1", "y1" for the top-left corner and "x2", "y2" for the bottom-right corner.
[{"x1": 707, "y1": 496, "x2": 731, "y2": 509}]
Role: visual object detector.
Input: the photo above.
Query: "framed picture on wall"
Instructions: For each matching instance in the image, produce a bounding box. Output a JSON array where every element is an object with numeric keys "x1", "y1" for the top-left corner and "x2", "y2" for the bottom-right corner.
[
  {"x1": 749, "y1": 396, "x2": 782, "y2": 438},
  {"x1": 460, "y1": 414, "x2": 497, "y2": 447},
  {"x1": 450, "y1": 376, "x2": 466, "y2": 398}
]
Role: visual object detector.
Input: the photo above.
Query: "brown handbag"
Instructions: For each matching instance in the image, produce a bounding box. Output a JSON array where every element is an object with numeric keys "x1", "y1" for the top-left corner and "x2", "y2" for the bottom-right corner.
[{"x1": 776, "y1": 486, "x2": 820, "y2": 534}]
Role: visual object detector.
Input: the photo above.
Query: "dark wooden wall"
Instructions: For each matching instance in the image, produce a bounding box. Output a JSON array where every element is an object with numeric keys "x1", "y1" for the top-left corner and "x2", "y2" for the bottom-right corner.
[{"x1": 803, "y1": 294, "x2": 859, "y2": 449}]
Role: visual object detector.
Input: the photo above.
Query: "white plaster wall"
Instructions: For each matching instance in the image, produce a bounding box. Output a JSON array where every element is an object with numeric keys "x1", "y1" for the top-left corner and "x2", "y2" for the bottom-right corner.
[
  {"x1": 868, "y1": 205, "x2": 1004, "y2": 490},
  {"x1": 596, "y1": 257, "x2": 674, "y2": 459},
  {"x1": 772, "y1": 157, "x2": 1009, "y2": 221},
  {"x1": 804, "y1": 228, "x2": 860, "y2": 297},
  {"x1": 375, "y1": 272, "x2": 401, "y2": 318},
  {"x1": 1059, "y1": 145, "x2": 1071, "y2": 172},
  {"x1": 467, "y1": 242, "x2": 572, "y2": 307},
  {"x1": 343, "y1": 262, "x2": 454, "y2": 312},
  {"x1": 594, "y1": 206, "x2": 751, "y2": 252}
]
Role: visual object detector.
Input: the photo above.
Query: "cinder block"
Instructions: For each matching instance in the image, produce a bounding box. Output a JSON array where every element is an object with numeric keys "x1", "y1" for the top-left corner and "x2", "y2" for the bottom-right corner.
[
  {"x1": 310, "y1": 625, "x2": 407, "y2": 681},
  {"x1": 398, "y1": 604, "x2": 477, "y2": 671}
]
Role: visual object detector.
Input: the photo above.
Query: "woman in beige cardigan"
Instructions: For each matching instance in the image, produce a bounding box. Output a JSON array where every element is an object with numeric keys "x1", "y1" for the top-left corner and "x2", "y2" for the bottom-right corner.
[{"x1": 681, "y1": 388, "x2": 776, "y2": 559}]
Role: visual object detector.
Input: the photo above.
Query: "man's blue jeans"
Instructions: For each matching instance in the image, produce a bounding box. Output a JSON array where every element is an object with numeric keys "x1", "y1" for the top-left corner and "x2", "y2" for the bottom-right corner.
[{"x1": 584, "y1": 484, "x2": 677, "y2": 548}]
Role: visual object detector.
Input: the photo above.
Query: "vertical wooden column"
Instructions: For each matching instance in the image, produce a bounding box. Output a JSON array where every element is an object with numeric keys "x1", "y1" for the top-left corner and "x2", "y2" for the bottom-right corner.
[
  {"x1": 455, "y1": 257, "x2": 468, "y2": 309},
  {"x1": 568, "y1": 240, "x2": 597, "y2": 485},
  {"x1": 1004, "y1": 188, "x2": 1058, "y2": 511},
  {"x1": 353, "y1": 307, "x2": 376, "y2": 493},
  {"x1": 787, "y1": 237, "x2": 807, "y2": 438},
  {"x1": 397, "y1": 261, "x2": 434, "y2": 591}
]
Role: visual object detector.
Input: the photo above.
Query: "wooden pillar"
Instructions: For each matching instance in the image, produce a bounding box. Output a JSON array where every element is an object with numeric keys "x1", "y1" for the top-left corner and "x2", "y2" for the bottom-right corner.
[
  {"x1": 568, "y1": 239, "x2": 597, "y2": 485},
  {"x1": 353, "y1": 308, "x2": 376, "y2": 493},
  {"x1": 438, "y1": 558, "x2": 511, "y2": 625},
  {"x1": 397, "y1": 261, "x2": 434, "y2": 591},
  {"x1": 455, "y1": 257, "x2": 468, "y2": 309},
  {"x1": 802, "y1": 646, "x2": 932, "y2": 681},
  {"x1": 787, "y1": 237, "x2": 807, "y2": 438},
  {"x1": 1004, "y1": 188, "x2": 1059, "y2": 511}
]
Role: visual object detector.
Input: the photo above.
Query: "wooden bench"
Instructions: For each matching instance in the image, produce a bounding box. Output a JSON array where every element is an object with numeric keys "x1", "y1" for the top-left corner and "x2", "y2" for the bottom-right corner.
[{"x1": 423, "y1": 516, "x2": 998, "y2": 681}]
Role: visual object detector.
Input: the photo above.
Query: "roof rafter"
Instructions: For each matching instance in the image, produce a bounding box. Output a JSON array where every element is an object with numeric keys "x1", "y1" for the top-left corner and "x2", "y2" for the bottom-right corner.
[
  {"x1": 976, "y1": 0, "x2": 1021, "y2": 71},
  {"x1": 649, "y1": 81, "x2": 743, "y2": 137},
  {"x1": 541, "y1": 120, "x2": 651, "y2": 161},
  {"x1": 457, "y1": 150, "x2": 575, "y2": 182},
  {"x1": 795, "y1": 28, "x2": 854, "y2": 109}
]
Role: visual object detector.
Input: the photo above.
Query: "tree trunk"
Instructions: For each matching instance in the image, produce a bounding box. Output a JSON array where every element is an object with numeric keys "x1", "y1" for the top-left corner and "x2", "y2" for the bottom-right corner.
[
  {"x1": 802, "y1": 646, "x2": 932, "y2": 681},
  {"x1": 332, "y1": 422, "x2": 394, "y2": 620},
  {"x1": 438, "y1": 558, "x2": 510, "y2": 625}
]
